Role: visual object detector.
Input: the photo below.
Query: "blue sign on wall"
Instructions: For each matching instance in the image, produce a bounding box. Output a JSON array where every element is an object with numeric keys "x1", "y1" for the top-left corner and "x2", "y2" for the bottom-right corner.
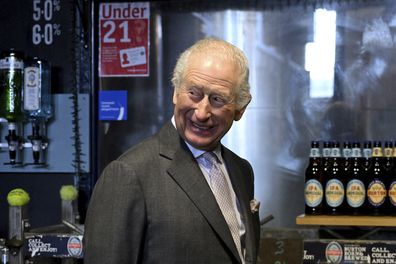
[{"x1": 99, "y1": 90, "x2": 127, "y2": 121}]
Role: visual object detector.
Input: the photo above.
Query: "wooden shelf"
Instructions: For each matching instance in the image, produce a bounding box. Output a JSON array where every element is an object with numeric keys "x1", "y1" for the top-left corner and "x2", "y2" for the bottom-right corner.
[{"x1": 296, "y1": 214, "x2": 396, "y2": 227}]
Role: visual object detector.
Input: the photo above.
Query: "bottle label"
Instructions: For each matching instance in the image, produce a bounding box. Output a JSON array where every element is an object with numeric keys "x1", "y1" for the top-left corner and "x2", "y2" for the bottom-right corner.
[
  {"x1": 24, "y1": 66, "x2": 41, "y2": 111},
  {"x1": 352, "y1": 148, "x2": 362, "y2": 158},
  {"x1": 346, "y1": 179, "x2": 365, "y2": 207},
  {"x1": 6, "y1": 72, "x2": 15, "y2": 112},
  {"x1": 325, "y1": 179, "x2": 344, "y2": 207},
  {"x1": 343, "y1": 148, "x2": 352, "y2": 158},
  {"x1": 304, "y1": 179, "x2": 323, "y2": 207},
  {"x1": 309, "y1": 148, "x2": 320, "y2": 158},
  {"x1": 0, "y1": 57, "x2": 23, "y2": 69},
  {"x1": 323, "y1": 148, "x2": 331, "y2": 157},
  {"x1": 384, "y1": 147, "x2": 393, "y2": 157},
  {"x1": 367, "y1": 180, "x2": 386, "y2": 206},
  {"x1": 372, "y1": 147, "x2": 383, "y2": 157},
  {"x1": 331, "y1": 148, "x2": 341, "y2": 157},
  {"x1": 388, "y1": 181, "x2": 396, "y2": 206},
  {"x1": 363, "y1": 148, "x2": 372, "y2": 158},
  {"x1": 2, "y1": 70, "x2": 23, "y2": 117}
]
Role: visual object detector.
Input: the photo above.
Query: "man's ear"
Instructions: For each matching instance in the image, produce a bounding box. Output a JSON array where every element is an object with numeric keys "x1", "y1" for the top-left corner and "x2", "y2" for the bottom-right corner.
[
  {"x1": 234, "y1": 104, "x2": 248, "y2": 121},
  {"x1": 234, "y1": 96, "x2": 251, "y2": 121}
]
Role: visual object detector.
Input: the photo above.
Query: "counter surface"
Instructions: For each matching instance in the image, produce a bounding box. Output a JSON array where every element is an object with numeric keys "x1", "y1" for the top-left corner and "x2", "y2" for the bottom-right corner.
[{"x1": 296, "y1": 214, "x2": 396, "y2": 227}]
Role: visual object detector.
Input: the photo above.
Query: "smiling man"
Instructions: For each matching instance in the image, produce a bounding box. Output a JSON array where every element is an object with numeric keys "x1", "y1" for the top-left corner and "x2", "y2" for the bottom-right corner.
[{"x1": 84, "y1": 38, "x2": 260, "y2": 264}]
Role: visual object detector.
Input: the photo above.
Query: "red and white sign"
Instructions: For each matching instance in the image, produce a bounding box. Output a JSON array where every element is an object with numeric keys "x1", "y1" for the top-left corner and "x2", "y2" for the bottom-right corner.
[{"x1": 99, "y1": 2, "x2": 150, "y2": 77}]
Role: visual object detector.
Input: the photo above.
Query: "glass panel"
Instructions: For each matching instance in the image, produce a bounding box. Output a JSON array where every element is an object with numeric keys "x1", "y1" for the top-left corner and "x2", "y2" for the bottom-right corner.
[{"x1": 96, "y1": 0, "x2": 396, "y2": 227}]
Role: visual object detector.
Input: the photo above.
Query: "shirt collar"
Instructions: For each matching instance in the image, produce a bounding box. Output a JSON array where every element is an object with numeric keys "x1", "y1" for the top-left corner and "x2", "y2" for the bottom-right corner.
[{"x1": 171, "y1": 116, "x2": 223, "y2": 163}]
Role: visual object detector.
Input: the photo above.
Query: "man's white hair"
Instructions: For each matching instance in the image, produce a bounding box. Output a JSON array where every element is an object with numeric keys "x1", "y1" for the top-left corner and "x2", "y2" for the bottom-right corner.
[{"x1": 171, "y1": 38, "x2": 251, "y2": 110}]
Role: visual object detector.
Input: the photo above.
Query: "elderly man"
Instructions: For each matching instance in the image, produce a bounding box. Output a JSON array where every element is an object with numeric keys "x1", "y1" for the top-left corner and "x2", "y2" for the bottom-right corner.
[{"x1": 84, "y1": 38, "x2": 260, "y2": 264}]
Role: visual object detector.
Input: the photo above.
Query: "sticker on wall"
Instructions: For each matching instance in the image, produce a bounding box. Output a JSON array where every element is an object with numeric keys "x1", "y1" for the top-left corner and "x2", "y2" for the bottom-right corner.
[
  {"x1": 99, "y1": 2, "x2": 150, "y2": 77},
  {"x1": 99, "y1": 90, "x2": 127, "y2": 121}
]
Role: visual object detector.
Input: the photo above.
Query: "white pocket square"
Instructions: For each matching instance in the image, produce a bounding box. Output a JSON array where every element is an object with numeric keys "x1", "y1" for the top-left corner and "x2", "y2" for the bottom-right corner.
[{"x1": 250, "y1": 199, "x2": 260, "y2": 213}]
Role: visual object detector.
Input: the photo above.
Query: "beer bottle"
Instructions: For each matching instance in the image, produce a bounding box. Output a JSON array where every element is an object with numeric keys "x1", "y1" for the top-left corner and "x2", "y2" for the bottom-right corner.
[
  {"x1": 383, "y1": 141, "x2": 394, "y2": 215},
  {"x1": 304, "y1": 141, "x2": 324, "y2": 215},
  {"x1": 322, "y1": 141, "x2": 332, "y2": 173},
  {"x1": 389, "y1": 141, "x2": 396, "y2": 215},
  {"x1": 345, "y1": 142, "x2": 366, "y2": 215},
  {"x1": 366, "y1": 141, "x2": 387, "y2": 215},
  {"x1": 324, "y1": 141, "x2": 345, "y2": 215},
  {"x1": 362, "y1": 141, "x2": 372, "y2": 178},
  {"x1": 383, "y1": 141, "x2": 393, "y2": 172},
  {"x1": 342, "y1": 141, "x2": 353, "y2": 175},
  {"x1": 0, "y1": 50, "x2": 24, "y2": 122}
]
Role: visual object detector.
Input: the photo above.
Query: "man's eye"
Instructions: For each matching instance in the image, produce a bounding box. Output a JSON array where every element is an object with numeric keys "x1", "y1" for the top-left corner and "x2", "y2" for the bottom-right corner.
[
  {"x1": 210, "y1": 95, "x2": 227, "y2": 106},
  {"x1": 213, "y1": 96, "x2": 224, "y2": 102},
  {"x1": 187, "y1": 89, "x2": 202, "y2": 99}
]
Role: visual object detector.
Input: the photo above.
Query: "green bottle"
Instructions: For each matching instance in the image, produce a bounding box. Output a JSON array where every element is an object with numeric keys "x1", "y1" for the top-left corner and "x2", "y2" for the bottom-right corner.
[{"x1": 0, "y1": 50, "x2": 25, "y2": 122}]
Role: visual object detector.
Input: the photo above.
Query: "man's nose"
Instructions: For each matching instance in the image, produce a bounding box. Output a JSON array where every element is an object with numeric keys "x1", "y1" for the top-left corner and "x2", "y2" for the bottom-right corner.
[{"x1": 195, "y1": 97, "x2": 211, "y2": 120}]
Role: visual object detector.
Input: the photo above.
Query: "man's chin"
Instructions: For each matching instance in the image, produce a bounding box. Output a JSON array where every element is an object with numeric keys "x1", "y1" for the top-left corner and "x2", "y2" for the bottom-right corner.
[{"x1": 185, "y1": 137, "x2": 217, "y2": 151}]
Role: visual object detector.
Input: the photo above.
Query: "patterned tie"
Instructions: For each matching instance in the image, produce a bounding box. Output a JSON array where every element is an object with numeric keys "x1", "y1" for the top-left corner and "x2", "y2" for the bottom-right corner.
[{"x1": 200, "y1": 152, "x2": 243, "y2": 262}]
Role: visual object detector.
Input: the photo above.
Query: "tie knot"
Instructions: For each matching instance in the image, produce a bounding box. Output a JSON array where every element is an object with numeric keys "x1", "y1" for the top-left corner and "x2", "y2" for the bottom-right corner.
[
  {"x1": 201, "y1": 152, "x2": 218, "y2": 165},
  {"x1": 200, "y1": 151, "x2": 218, "y2": 168}
]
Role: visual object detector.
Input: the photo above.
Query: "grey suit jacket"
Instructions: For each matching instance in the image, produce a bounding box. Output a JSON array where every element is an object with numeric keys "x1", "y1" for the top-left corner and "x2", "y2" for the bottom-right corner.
[{"x1": 83, "y1": 121, "x2": 260, "y2": 264}]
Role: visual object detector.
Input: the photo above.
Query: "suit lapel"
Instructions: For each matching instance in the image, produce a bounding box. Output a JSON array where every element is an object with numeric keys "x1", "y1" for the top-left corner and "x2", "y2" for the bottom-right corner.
[
  {"x1": 158, "y1": 122, "x2": 241, "y2": 262},
  {"x1": 223, "y1": 148, "x2": 257, "y2": 264}
]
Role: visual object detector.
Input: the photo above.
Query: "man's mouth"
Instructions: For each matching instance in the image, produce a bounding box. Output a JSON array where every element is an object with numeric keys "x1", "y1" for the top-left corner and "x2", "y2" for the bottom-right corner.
[
  {"x1": 189, "y1": 120, "x2": 214, "y2": 133},
  {"x1": 193, "y1": 122, "x2": 211, "y2": 130}
]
